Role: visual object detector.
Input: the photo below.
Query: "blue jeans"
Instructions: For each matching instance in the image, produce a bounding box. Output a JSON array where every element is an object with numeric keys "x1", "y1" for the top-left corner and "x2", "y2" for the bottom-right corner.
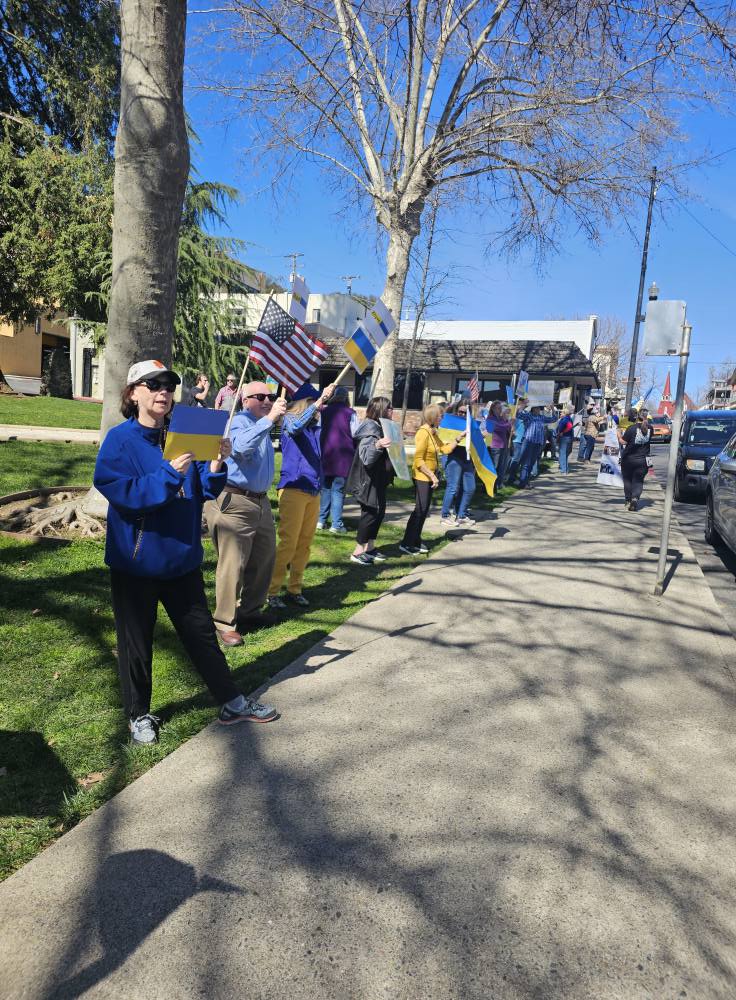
[
  {"x1": 558, "y1": 435, "x2": 573, "y2": 473},
  {"x1": 578, "y1": 434, "x2": 596, "y2": 461},
  {"x1": 319, "y1": 475, "x2": 345, "y2": 528},
  {"x1": 489, "y1": 447, "x2": 509, "y2": 488},
  {"x1": 519, "y1": 441, "x2": 544, "y2": 486},
  {"x1": 506, "y1": 440, "x2": 525, "y2": 483},
  {"x1": 441, "y1": 457, "x2": 476, "y2": 519}
]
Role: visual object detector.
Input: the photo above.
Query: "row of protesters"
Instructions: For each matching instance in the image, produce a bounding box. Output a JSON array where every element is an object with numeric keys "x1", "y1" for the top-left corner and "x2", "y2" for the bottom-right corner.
[
  {"x1": 347, "y1": 397, "x2": 396, "y2": 565},
  {"x1": 318, "y1": 385, "x2": 359, "y2": 534},
  {"x1": 267, "y1": 383, "x2": 335, "y2": 608},
  {"x1": 400, "y1": 404, "x2": 464, "y2": 554},
  {"x1": 440, "y1": 396, "x2": 477, "y2": 527},
  {"x1": 93, "y1": 362, "x2": 278, "y2": 747}
]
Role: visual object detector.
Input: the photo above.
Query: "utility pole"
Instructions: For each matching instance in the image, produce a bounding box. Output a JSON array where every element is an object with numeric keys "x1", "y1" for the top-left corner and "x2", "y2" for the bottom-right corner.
[
  {"x1": 341, "y1": 274, "x2": 360, "y2": 295},
  {"x1": 285, "y1": 252, "x2": 304, "y2": 282},
  {"x1": 624, "y1": 166, "x2": 658, "y2": 413}
]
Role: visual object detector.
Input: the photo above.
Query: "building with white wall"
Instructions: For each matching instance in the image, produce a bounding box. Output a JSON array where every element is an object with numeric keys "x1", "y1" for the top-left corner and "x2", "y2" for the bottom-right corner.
[{"x1": 398, "y1": 316, "x2": 598, "y2": 359}]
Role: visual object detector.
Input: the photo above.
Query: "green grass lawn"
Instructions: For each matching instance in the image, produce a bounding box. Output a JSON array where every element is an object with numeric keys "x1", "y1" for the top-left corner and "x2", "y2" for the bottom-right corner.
[
  {"x1": 0, "y1": 441, "x2": 98, "y2": 496},
  {"x1": 0, "y1": 393, "x2": 102, "y2": 429}
]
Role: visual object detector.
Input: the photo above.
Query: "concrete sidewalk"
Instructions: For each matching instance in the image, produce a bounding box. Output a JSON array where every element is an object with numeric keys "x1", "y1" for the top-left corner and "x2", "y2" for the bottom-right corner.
[
  {"x1": 3, "y1": 465, "x2": 736, "y2": 999},
  {"x1": 0, "y1": 423, "x2": 99, "y2": 444}
]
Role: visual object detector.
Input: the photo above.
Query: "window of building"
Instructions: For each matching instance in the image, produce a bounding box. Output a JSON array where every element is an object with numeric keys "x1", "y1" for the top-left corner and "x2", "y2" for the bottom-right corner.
[
  {"x1": 312, "y1": 308, "x2": 321, "y2": 323},
  {"x1": 393, "y1": 371, "x2": 425, "y2": 410},
  {"x1": 454, "y1": 378, "x2": 509, "y2": 403}
]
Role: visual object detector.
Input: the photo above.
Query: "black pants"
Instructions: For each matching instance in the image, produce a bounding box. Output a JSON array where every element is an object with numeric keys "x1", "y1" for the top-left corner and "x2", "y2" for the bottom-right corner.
[
  {"x1": 356, "y1": 498, "x2": 386, "y2": 544},
  {"x1": 621, "y1": 457, "x2": 647, "y2": 502},
  {"x1": 110, "y1": 568, "x2": 240, "y2": 719},
  {"x1": 402, "y1": 479, "x2": 434, "y2": 548}
]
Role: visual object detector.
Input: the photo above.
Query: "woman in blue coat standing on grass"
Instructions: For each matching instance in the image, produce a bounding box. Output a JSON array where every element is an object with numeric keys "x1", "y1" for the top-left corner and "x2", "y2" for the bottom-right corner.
[{"x1": 94, "y1": 360, "x2": 277, "y2": 746}]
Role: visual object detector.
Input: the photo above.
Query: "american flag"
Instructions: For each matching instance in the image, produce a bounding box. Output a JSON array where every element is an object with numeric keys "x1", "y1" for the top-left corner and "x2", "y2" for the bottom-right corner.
[
  {"x1": 467, "y1": 373, "x2": 480, "y2": 403},
  {"x1": 249, "y1": 297, "x2": 329, "y2": 392}
]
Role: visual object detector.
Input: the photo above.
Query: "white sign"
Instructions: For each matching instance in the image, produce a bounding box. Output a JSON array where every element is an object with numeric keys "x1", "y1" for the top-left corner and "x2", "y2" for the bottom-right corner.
[
  {"x1": 558, "y1": 387, "x2": 572, "y2": 405},
  {"x1": 644, "y1": 299, "x2": 685, "y2": 356},
  {"x1": 596, "y1": 427, "x2": 623, "y2": 488},
  {"x1": 527, "y1": 380, "x2": 555, "y2": 406},
  {"x1": 380, "y1": 418, "x2": 410, "y2": 481}
]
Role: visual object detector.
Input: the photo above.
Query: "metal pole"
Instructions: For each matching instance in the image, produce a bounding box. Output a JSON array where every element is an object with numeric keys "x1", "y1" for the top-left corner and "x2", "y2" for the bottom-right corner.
[
  {"x1": 653, "y1": 321, "x2": 691, "y2": 596},
  {"x1": 625, "y1": 167, "x2": 657, "y2": 412}
]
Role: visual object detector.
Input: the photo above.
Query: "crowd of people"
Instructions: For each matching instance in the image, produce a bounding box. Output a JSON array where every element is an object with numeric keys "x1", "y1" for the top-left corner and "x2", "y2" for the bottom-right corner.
[{"x1": 94, "y1": 360, "x2": 648, "y2": 745}]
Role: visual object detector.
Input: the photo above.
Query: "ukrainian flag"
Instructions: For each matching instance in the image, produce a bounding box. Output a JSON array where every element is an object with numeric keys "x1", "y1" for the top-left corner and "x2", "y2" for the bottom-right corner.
[
  {"x1": 438, "y1": 413, "x2": 497, "y2": 497},
  {"x1": 342, "y1": 325, "x2": 377, "y2": 374},
  {"x1": 163, "y1": 406, "x2": 228, "y2": 462}
]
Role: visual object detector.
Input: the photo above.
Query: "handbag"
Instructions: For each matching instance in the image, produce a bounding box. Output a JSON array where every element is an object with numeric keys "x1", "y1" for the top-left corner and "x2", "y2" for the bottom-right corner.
[{"x1": 428, "y1": 428, "x2": 444, "y2": 487}]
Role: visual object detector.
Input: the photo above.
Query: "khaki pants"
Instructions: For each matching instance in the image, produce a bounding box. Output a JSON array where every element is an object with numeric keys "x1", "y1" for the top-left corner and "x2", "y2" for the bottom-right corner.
[
  {"x1": 205, "y1": 492, "x2": 276, "y2": 630},
  {"x1": 268, "y1": 488, "x2": 320, "y2": 597}
]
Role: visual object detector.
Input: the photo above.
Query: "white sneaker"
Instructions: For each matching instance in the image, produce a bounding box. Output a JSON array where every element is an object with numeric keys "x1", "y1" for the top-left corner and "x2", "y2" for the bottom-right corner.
[
  {"x1": 440, "y1": 517, "x2": 456, "y2": 528},
  {"x1": 129, "y1": 714, "x2": 160, "y2": 745},
  {"x1": 329, "y1": 525, "x2": 348, "y2": 534},
  {"x1": 316, "y1": 522, "x2": 325, "y2": 530},
  {"x1": 456, "y1": 517, "x2": 476, "y2": 527}
]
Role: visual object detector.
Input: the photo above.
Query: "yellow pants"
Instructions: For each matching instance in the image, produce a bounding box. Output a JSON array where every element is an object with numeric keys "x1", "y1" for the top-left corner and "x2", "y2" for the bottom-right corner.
[{"x1": 268, "y1": 488, "x2": 320, "y2": 596}]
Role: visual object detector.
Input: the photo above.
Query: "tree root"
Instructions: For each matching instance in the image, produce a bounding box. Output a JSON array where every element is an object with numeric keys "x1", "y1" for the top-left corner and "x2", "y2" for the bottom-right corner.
[{"x1": 3, "y1": 497, "x2": 105, "y2": 537}]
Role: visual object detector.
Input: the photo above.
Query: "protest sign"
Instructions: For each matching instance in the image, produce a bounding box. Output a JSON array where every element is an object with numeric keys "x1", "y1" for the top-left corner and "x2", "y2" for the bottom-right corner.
[
  {"x1": 558, "y1": 387, "x2": 572, "y2": 405},
  {"x1": 596, "y1": 427, "x2": 624, "y2": 487},
  {"x1": 516, "y1": 370, "x2": 529, "y2": 397},
  {"x1": 527, "y1": 380, "x2": 555, "y2": 406},
  {"x1": 380, "y1": 418, "x2": 411, "y2": 480}
]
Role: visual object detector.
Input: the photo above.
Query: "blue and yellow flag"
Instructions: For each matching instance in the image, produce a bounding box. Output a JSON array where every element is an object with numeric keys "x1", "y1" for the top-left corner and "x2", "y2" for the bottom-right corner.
[
  {"x1": 438, "y1": 412, "x2": 497, "y2": 497},
  {"x1": 341, "y1": 325, "x2": 377, "y2": 374},
  {"x1": 163, "y1": 406, "x2": 228, "y2": 462}
]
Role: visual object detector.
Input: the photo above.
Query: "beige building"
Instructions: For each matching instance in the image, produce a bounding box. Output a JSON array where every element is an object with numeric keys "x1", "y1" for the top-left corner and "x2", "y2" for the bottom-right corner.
[{"x1": 0, "y1": 313, "x2": 71, "y2": 393}]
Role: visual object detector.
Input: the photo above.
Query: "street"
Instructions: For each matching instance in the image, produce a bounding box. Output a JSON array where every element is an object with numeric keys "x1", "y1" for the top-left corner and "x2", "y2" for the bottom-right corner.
[{"x1": 649, "y1": 441, "x2": 736, "y2": 637}]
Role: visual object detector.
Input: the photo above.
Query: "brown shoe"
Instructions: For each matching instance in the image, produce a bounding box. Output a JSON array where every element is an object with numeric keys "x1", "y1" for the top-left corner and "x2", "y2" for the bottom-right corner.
[{"x1": 217, "y1": 629, "x2": 243, "y2": 647}]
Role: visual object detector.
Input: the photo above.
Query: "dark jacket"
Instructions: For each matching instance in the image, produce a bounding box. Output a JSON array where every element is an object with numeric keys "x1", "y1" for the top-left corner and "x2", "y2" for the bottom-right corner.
[
  {"x1": 94, "y1": 417, "x2": 226, "y2": 579},
  {"x1": 346, "y1": 418, "x2": 393, "y2": 508}
]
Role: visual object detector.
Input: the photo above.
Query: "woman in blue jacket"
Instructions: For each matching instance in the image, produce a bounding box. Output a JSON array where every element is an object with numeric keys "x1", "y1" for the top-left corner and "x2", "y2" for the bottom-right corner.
[{"x1": 94, "y1": 360, "x2": 277, "y2": 745}]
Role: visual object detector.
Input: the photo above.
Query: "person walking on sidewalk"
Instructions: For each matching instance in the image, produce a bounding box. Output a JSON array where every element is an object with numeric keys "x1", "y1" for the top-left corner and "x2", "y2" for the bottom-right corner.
[
  {"x1": 618, "y1": 408, "x2": 651, "y2": 511},
  {"x1": 214, "y1": 373, "x2": 238, "y2": 412},
  {"x1": 318, "y1": 385, "x2": 358, "y2": 534},
  {"x1": 486, "y1": 400, "x2": 513, "y2": 489},
  {"x1": 440, "y1": 396, "x2": 477, "y2": 527},
  {"x1": 516, "y1": 401, "x2": 558, "y2": 489},
  {"x1": 347, "y1": 396, "x2": 394, "y2": 565},
  {"x1": 577, "y1": 404, "x2": 601, "y2": 462},
  {"x1": 93, "y1": 361, "x2": 277, "y2": 745},
  {"x1": 268, "y1": 382, "x2": 335, "y2": 609},
  {"x1": 557, "y1": 403, "x2": 575, "y2": 474},
  {"x1": 205, "y1": 381, "x2": 287, "y2": 647},
  {"x1": 400, "y1": 404, "x2": 463, "y2": 555}
]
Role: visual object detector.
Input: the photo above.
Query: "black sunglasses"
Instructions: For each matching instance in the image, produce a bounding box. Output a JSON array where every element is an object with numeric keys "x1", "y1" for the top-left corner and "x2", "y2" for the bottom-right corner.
[
  {"x1": 138, "y1": 379, "x2": 177, "y2": 392},
  {"x1": 246, "y1": 392, "x2": 278, "y2": 402}
]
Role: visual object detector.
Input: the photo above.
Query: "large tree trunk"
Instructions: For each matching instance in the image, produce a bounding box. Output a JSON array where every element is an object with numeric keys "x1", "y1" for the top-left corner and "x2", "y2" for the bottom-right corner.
[
  {"x1": 372, "y1": 224, "x2": 414, "y2": 401},
  {"x1": 99, "y1": 0, "x2": 190, "y2": 440}
]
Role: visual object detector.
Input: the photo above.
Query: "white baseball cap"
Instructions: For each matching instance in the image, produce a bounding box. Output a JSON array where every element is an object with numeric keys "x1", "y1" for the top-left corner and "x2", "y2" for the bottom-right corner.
[{"x1": 126, "y1": 360, "x2": 181, "y2": 386}]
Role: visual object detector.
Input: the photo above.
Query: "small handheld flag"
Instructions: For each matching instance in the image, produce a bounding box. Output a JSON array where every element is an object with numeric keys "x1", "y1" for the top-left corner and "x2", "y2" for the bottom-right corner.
[
  {"x1": 163, "y1": 407, "x2": 228, "y2": 462},
  {"x1": 467, "y1": 373, "x2": 480, "y2": 403},
  {"x1": 341, "y1": 325, "x2": 377, "y2": 374},
  {"x1": 363, "y1": 298, "x2": 396, "y2": 347},
  {"x1": 289, "y1": 275, "x2": 309, "y2": 326},
  {"x1": 249, "y1": 297, "x2": 329, "y2": 393}
]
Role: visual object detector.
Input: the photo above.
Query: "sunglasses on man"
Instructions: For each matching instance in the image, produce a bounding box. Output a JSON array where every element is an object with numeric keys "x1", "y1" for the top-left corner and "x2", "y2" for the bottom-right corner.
[
  {"x1": 245, "y1": 392, "x2": 278, "y2": 402},
  {"x1": 138, "y1": 379, "x2": 177, "y2": 392}
]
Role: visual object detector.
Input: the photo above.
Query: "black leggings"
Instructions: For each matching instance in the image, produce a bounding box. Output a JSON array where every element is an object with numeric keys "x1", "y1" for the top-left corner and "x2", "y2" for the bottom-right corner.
[
  {"x1": 621, "y1": 457, "x2": 647, "y2": 502},
  {"x1": 356, "y1": 498, "x2": 386, "y2": 544},
  {"x1": 402, "y1": 480, "x2": 434, "y2": 548},
  {"x1": 111, "y1": 568, "x2": 240, "y2": 719}
]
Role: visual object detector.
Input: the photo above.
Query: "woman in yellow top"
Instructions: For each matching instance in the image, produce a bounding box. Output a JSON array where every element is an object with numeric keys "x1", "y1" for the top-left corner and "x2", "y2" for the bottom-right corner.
[{"x1": 399, "y1": 403, "x2": 464, "y2": 555}]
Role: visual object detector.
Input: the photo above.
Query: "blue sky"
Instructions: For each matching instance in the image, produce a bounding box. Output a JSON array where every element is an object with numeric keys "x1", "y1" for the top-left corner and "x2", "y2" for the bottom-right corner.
[{"x1": 185, "y1": 27, "x2": 735, "y2": 404}]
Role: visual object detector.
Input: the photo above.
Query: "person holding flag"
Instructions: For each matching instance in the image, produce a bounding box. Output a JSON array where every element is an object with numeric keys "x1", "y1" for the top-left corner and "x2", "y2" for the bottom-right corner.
[
  {"x1": 515, "y1": 400, "x2": 559, "y2": 489},
  {"x1": 93, "y1": 360, "x2": 277, "y2": 745},
  {"x1": 439, "y1": 396, "x2": 477, "y2": 527}
]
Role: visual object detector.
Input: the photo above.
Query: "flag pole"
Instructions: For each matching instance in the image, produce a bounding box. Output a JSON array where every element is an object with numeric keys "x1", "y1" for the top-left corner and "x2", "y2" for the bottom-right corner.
[{"x1": 225, "y1": 291, "x2": 273, "y2": 438}]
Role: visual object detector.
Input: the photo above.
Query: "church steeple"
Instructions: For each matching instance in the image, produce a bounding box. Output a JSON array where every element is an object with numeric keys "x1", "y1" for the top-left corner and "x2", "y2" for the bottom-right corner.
[{"x1": 658, "y1": 372, "x2": 674, "y2": 417}]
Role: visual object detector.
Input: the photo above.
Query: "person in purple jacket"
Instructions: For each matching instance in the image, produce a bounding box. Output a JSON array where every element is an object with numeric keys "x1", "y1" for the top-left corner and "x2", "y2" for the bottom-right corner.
[
  {"x1": 318, "y1": 385, "x2": 359, "y2": 534},
  {"x1": 485, "y1": 400, "x2": 513, "y2": 489},
  {"x1": 267, "y1": 381, "x2": 335, "y2": 609}
]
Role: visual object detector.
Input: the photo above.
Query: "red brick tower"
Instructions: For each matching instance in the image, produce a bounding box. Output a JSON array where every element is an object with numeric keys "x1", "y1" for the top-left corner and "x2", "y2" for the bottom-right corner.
[{"x1": 657, "y1": 372, "x2": 675, "y2": 417}]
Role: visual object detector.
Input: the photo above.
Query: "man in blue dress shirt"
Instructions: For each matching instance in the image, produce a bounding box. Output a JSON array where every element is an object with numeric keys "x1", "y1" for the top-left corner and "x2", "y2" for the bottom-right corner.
[{"x1": 205, "y1": 382, "x2": 287, "y2": 646}]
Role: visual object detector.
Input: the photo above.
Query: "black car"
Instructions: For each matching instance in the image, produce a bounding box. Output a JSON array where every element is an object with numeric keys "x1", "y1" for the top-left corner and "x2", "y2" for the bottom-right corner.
[{"x1": 674, "y1": 409, "x2": 736, "y2": 501}]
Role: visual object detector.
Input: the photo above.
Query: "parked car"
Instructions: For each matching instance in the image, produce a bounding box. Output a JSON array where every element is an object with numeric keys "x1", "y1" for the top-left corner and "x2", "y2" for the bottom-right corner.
[
  {"x1": 674, "y1": 409, "x2": 736, "y2": 501},
  {"x1": 705, "y1": 432, "x2": 736, "y2": 554},
  {"x1": 649, "y1": 414, "x2": 672, "y2": 443}
]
